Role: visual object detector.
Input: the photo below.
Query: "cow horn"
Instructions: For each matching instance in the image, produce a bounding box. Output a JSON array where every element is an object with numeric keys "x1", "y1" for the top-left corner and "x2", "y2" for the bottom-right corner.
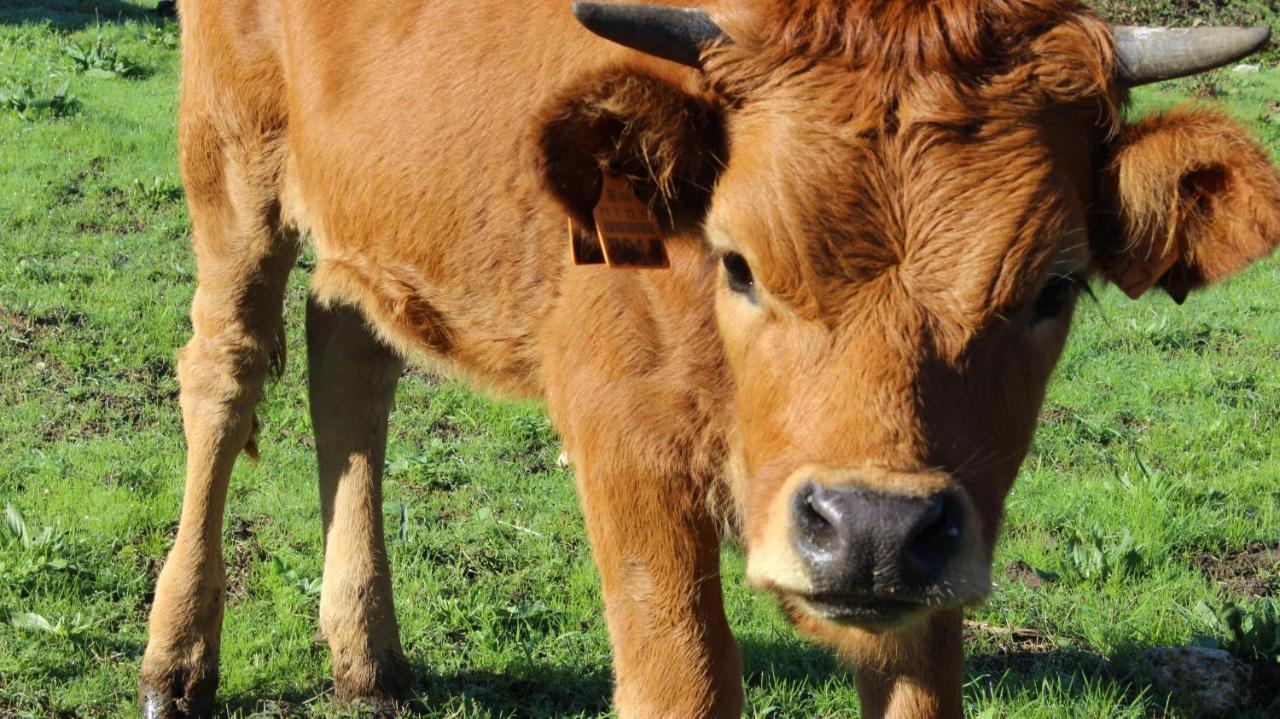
[
  {"x1": 572, "y1": 2, "x2": 726, "y2": 68},
  {"x1": 1113, "y1": 25, "x2": 1271, "y2": 85}
]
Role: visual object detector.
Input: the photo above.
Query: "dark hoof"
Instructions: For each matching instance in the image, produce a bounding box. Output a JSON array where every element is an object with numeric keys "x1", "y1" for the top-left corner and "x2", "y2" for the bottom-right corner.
[
  {"x1": 139, "y1": 679, "x2": 214, "y2": 719},
  {"x1": 345, "y1": 696, "x2": 424, "y2": 718},
  {"x1": 335, "y1": 653, "x2": 415, "y2": 715}
]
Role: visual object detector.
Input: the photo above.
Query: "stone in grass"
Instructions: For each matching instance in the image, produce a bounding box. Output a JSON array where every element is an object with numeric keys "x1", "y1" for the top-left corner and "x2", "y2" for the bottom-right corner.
[
  {"x1": 1233, "y1": 63, "x2": 1261, "y2": 74},
  {"x1": 1143, "y1": 646, "x2": 1253, "y2": 718}
]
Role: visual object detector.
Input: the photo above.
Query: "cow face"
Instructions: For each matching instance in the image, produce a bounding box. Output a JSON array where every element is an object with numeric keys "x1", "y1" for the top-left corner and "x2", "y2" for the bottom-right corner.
[
  {"x1": 706, "y1": 86, "x2": 1093, "y2": 627},
  {"x1": 541, "y1": 1, "x2": 1280, "y2": 634}
]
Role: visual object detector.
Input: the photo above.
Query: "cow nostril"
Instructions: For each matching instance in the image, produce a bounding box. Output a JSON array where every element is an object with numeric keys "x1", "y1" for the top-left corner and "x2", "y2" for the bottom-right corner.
[
  {"x1": 792, "y1": 483, "x2": 840, "y2": 555},
  {"x1": 903, "y1": 492, "x2": 965, "y2": 584}
]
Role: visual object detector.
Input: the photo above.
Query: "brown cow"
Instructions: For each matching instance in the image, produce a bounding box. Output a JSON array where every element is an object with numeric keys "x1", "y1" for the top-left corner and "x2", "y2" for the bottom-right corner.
[{"x1": 140, "y1": 0, "x2": 1280, "y2": 717}]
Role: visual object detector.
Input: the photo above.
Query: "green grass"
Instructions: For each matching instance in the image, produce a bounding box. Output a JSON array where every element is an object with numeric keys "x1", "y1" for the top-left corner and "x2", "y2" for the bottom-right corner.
[{"x1": 1, "y1": 2, "x2": 1278, "y2": 717}]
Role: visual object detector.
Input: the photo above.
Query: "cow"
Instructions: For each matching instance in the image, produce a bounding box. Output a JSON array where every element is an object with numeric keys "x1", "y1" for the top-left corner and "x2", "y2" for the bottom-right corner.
[{"x1": 139, "y1": 0, "x2": 1280, "y2": 717}]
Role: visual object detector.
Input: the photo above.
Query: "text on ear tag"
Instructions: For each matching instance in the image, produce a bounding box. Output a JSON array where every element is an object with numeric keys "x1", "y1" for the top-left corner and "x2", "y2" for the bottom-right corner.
[
  {"x1": 1108, "y1": 244, "x2": 1182, "y2": 300},
  {"x1": 591, "y1": 173, "x2": 669, "y2": 269}
]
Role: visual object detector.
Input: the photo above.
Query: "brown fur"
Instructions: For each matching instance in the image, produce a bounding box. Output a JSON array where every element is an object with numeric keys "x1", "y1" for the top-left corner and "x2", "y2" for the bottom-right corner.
[{"x1": 141, "y1": 1, "x2": 1280, "y2": 717}]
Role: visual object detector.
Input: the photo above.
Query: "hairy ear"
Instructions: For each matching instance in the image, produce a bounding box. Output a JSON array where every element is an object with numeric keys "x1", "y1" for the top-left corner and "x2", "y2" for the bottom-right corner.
[
  {"x1": 537, "y1": 67, "x2": 725, "y2": 234},
  {"x1": 1096, "y1": 108, "x2": 1280, "y2": 302}
]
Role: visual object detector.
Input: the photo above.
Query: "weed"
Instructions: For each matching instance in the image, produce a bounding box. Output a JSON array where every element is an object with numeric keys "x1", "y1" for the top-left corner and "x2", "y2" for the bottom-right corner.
[
  {"x1": 383, "y1": 500, "x2": 411, "y2": 542},
  {"x1": 0, "y1": 504, "x2": 84, "y2": 583},
  {"x1": 139, "y1": 23, "x2": 178, "y2": 50},
  {"x1": 64, "y1": 33, "x2": 143, "y2": 79},
  {"x1": 1191, "y1": 598, "x2": 1280, "y2": 663},
  {"x1": 3, "y1": 608, "x2": 98, "y2": 642},
  {"x1": 0, "y1": 77, "x2": 34, "y2": 112},
  {"x1": 269, "y1": 555, "x2": 321, "y2": 597},
  {"x1": 0, "y1": 77, "x2": 80, "y2": 120},
  {"x1": 132, "y1": 176, "x2": 182, "y2": 206},
  {"x1": 1064, "y1": 527, "x2": 1145, "y2": 583},
  {"x1": 3, "y1": 503, "x2": 54, "y2": 549},
  {"x1": 501, "y1": 598, "x2": 557, "y2": 634}
]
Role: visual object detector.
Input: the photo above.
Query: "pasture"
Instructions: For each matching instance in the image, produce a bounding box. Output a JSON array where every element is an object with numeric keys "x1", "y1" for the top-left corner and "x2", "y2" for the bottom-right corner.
[{"x1": 1, "y1": 1, "x2": 1278, "y2": 716}]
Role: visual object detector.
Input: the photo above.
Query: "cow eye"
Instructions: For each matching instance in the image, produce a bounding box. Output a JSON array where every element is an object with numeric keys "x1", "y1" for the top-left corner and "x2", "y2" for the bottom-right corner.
[
  {"x1": 1031, "y1": 273, "x2": 1084, "y2": 323},
  {"x1": 723, "y1": 252, "x2": 756, "y2": 300}
]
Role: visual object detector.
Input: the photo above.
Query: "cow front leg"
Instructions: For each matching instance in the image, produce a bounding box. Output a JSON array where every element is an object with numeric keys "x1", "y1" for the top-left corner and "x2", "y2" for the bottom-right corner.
[
  {"x1": 796, "y1": 608, "x2": 964, "y2": 719},
  {"x1": 138, "y1": 200, "x2": 297, "y2": 715},
  {"x1": 306, "y1": 298, "x2": 412, "y2": 706},
  {"x1": 573, "y1": 455, "x2": 743, "y2": 718}
]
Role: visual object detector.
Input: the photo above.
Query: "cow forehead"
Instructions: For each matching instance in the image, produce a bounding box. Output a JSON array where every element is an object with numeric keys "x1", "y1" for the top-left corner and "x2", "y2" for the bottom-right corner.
[
  {"x1": 698, "y1": 1, "x2": 1115, "y2": 328},
  {"x1": 708, "y1": 0, "x2": 1116, "y2": 96},
  {"x1": 708, "y1": 100, "x2": 1094, "y2": 330}
]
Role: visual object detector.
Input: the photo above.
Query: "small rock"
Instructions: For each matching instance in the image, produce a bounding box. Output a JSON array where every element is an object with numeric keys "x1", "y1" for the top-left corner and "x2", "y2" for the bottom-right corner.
[
  {"x1": 1143, "y1": 646, "x2": 1253, "y2": 718},
  {"x1": 1233, "y1": 63, "x2": 1260, "y2": 74},
  {"x1": 556, "y1": 451, "x2": 570, "y2": 468}
]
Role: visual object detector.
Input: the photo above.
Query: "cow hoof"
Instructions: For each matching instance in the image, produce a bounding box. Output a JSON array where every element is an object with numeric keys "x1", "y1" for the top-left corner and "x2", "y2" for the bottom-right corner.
[
  {"x1": 336, "y1": 686, "x2": 415, "y2": 715},
  {"x1": 139, "y1": 677, "x2": 215, "y2": 719},
  {"x1": 340, "y1": 691, "x2": 426, "y2": 718},
  {"x1": 139, "y1": 670, "x2": 215, "y2": 716},
  {"x1": 344, "y1": 697, "x2": 415, "y2": 718},
  {"x1": 334, "y1": 653, "x2": 414, "y2": 714}
]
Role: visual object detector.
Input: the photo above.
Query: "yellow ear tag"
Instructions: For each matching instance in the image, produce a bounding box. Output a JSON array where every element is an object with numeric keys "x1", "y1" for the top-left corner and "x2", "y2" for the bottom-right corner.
[
  {"x1": 1108, "y1": 244, "x2": 1182, "y2": 300},
  {"x1": 591, "y1": 173, "x2": 670, "y2": 269}
]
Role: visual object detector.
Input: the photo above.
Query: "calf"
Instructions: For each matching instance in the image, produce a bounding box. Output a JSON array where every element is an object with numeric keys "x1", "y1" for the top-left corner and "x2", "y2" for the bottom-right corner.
[{"x1": 140, "y1": 0, "x2": 1280, "y2": 717}]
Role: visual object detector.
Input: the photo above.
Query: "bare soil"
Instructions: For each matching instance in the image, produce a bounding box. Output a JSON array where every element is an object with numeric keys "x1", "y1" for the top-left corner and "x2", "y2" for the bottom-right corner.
[{"x1": 1194, "y1": 542, "x2": 1280, "y2": 599}]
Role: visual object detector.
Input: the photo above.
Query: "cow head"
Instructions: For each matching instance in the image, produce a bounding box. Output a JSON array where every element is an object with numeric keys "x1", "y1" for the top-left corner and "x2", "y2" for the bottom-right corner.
[{"x1": 540, "y1": 0, "x2": 1280, "y2": 637}]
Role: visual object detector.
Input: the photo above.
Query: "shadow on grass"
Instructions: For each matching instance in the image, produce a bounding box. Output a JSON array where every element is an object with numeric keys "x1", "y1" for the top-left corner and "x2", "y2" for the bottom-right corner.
[
  {"x1": 209, "y1": 634, "x2": 1141, "y2": 711},
  {"x1": 215, "y1": 666, "x2": 614, "y2": 719},
  {"x1": 969, "y1": 644, "x2": 1115, "y2": 694},
  {"x1": 970, "y1": 642, "x2": 1280, "y2": 719},
  {"x1": 0, "y1": 0, "x2": 165, "y2": 29},
  {"x1": 207, "y1": 638, "x2": 1278, "y2": 717},
  {"x1": 415, "y1": 667, "x2": 614, "y2": 718}
]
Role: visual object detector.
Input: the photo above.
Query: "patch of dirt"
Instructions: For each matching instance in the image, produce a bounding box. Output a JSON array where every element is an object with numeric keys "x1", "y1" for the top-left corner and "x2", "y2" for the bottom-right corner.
[
  {"x1": 80, "y1": 156, "x2": 108, "y2": 181},
  {"x1": 226, "y1": 516, "x2": 269, "y2": 600},
  {"x1": 1115, "y1": 410, "x2": 1151, "y2": 435},
  {"x1": 277, "y1": 426, "x2": 315, "y2": 449},
  {"x1": 0, "y1": 305, "x2": 83, "y2": 347},
  {"x1": 48, "y1": 157, "x2": 108, "y2": 206},
  {"x1": 1193, "y1": 542, "x2": 1280, "y2": 599},
  {"x1": 0, "y1": 307, "x2": 35, "y2": 342},
  {"x1": 29, "y1": 351, "x2": 179, "y2": 443},
  {"x1": 406, "y1": 365, "x2": 444, "y2": 386},
  {"x1": 1003, "y1": 559, "x2": 1048, "y2": 590},
  {"x1": 430, "y1": 413, "x2": 465, "y2": 440},
  {"x1": 1, "y1": 306, "x2": 87, "y2": 388},
  {"x1": 964, "y1": 620, "x2": 1062, "y2": 659},
  {"x1": 963, "y1": 621, "x2": 1085, "y2": 682},
  {"x1": 1038, "y1": 406, "x2": 1068, "y2": 425}
]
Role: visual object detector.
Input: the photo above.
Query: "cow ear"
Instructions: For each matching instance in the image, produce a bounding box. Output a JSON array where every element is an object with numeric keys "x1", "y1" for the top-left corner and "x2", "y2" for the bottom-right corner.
[
  {"x1": 536, "y1": 67, "x2": 725, "y2": 235},
  {"x1": 1096, "y1": 108, "x2": 1280, "y2": 302}
]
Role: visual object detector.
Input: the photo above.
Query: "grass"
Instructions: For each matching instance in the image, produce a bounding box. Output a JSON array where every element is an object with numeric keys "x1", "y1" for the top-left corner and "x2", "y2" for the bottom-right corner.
[{"x1": 0, "y1": 1, "x2": 1278, "y2": 717}]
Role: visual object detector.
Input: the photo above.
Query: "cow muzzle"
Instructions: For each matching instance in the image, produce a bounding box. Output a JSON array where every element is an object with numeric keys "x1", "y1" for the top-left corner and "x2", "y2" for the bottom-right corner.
[{"x1": 746, "y1": 466, "x2": 990, "y2": 629}]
